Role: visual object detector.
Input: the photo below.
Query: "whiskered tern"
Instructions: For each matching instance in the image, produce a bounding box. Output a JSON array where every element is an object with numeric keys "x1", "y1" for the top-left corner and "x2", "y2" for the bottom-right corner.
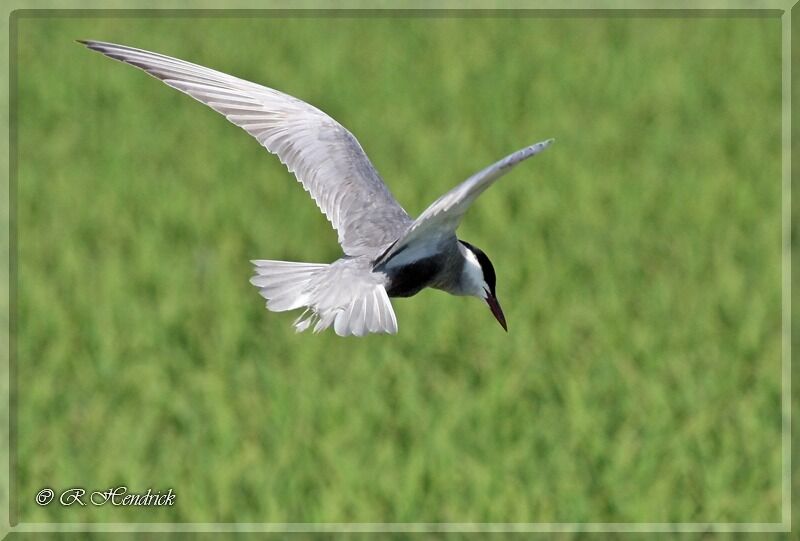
[{"x1": 81, "y1": 40, "x2": 553, "y2": 337}]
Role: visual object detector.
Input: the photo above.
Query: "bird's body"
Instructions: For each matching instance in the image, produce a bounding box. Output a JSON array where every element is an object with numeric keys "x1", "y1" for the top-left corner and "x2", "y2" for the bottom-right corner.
[
  {"x1": 81, "y1": 40, "x2": 553, "y2": 336},
  {"x1": 382, "y1": 234, "x2": 462, "y2": 298},
  {"x1": 384, "y1": 254, "x2": 451, "y2": 298}
]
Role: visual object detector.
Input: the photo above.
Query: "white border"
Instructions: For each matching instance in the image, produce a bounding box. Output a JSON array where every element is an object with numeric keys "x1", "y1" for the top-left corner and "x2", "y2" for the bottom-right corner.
[{"x1": 3, "y1": 2, "x2": 792, "y2": 535}]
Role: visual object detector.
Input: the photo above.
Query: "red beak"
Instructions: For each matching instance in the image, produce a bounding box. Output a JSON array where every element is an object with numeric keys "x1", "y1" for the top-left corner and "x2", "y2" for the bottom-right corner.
[{"x1": 485, "y1": 293, "x2": 507, "y2": 332}]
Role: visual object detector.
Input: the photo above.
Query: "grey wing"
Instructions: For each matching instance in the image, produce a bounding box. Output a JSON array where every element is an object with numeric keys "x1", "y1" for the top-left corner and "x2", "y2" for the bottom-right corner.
[
  {"x1": 376, "y1": 139, "x2": 554, "y2": 268},
  {"x1": 81, "y1": 40, "x2": 413, "y2": 256}
]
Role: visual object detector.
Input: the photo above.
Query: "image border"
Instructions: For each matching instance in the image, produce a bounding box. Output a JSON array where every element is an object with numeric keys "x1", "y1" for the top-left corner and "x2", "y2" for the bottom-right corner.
[{"x1": 3, "y1": 2, "x2": 793, "y2": 536}]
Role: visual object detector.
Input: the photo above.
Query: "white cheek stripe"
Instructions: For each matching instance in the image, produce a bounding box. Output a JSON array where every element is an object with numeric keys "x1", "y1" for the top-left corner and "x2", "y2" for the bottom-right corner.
[{"x1": 462, "y1": 247, "x2": 488, "y2": 296}]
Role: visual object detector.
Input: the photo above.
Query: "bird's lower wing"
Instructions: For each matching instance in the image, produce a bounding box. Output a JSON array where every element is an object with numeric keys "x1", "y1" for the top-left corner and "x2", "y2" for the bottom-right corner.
[
  {"x1": 375, "y1": 139, "x2": 553, "y2": 268},
  {"x1": 80, "y1": 40, "x2": 412, "y2": 256}
]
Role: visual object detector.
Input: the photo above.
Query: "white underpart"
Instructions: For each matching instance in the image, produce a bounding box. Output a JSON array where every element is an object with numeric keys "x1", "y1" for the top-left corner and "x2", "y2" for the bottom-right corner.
[{"x1": 461, "y1": 246, "x2": 489, "y2": 298}]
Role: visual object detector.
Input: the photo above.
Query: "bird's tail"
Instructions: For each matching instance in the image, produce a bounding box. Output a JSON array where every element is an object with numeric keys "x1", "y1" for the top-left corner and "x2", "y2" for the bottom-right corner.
[
  {"x1": 249, "y1": 259, "x2": 398, "y2": 336},
  {"x1": 250, "y1": 260, "x2": 328, "y2": 315}
]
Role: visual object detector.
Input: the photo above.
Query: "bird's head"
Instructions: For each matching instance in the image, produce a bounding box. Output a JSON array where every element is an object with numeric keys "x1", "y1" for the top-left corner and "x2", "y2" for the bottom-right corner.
[{"x1": 458, "y1": 240, "x2": 507, "y2": 332}]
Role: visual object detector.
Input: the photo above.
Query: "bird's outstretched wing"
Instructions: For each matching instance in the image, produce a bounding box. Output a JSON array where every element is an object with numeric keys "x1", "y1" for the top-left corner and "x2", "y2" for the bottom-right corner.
[
  {"x1": 80, "y1": 40, "x2": 413, "y2": 256},
  {"x1": 375, "y1": 139, "x2": 553, "y2": 268}
]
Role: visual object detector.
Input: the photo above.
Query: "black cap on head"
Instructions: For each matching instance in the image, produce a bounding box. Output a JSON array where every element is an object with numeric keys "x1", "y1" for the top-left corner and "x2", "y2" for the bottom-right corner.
[
  {"x1": 459, "y1": 240, "x2": 497, "y2": 297},
  {"x1": 460, "y1": 240, "x2": 506, "y2": 331}
]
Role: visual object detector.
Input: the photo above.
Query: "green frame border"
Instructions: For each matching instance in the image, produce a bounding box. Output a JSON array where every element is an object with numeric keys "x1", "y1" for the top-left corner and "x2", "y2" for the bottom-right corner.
[{"x1": 2, "y1": 3, "x2": 794, "y2": 536}]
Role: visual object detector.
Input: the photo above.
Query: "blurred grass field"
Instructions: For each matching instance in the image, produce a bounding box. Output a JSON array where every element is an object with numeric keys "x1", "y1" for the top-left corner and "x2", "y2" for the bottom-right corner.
[{"x1": 14, "y1": 14, "x2": 783, "y2": 523}]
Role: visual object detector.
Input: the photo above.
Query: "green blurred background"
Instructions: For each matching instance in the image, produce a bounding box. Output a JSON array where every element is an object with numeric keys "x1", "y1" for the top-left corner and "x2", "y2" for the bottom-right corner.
[{"x1": 15, "y1": 13, "x2": 783, "y2": 523}]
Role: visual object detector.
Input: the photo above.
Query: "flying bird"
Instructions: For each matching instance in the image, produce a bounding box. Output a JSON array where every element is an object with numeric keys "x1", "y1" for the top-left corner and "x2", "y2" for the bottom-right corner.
[{"x1": 80, "y1": 40, "x2": 553, "y2": 337}]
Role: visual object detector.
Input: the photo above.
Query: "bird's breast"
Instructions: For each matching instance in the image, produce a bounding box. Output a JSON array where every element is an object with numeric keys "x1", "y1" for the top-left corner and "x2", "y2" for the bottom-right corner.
[{"x1": 384, "y1": 257, "x2": 444, "y2": 298}]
